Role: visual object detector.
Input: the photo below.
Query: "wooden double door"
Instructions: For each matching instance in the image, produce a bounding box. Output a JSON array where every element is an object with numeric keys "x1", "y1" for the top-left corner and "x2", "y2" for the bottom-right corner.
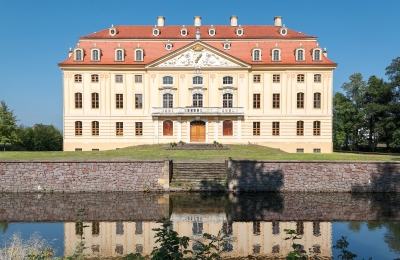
[{"x1": 190, "y1": 121, "x2": 206, "y2": 142}]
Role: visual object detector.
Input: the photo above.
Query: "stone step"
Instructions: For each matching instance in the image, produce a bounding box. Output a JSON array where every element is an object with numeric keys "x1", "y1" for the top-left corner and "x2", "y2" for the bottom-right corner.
[{"x1": 166, "y1": 144, "x2": 230, "y2": 150}]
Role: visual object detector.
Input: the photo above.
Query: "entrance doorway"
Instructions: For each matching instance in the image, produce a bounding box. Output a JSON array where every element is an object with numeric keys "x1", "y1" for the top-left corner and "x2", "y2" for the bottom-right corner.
[{"x1": 190, "y1": 121, "x2": 206, "y2": 142}]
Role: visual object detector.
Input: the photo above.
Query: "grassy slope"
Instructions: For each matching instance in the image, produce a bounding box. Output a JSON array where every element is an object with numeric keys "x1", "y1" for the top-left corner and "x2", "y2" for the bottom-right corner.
[{"x1": 0, "y1": 144, "x2": 399, "y2": 162}]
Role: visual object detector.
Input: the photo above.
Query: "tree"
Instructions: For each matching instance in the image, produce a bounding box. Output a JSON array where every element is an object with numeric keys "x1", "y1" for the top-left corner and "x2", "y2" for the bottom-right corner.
[
  {"x1": 385, "y1": 57, "x2": 400, "y2": 150},
  {"x1": 19, "y1": 124, "x2": 63, "y2": 151},
  {"x1": 0, "y1": 101, "x2": 20, "y2": 151}
]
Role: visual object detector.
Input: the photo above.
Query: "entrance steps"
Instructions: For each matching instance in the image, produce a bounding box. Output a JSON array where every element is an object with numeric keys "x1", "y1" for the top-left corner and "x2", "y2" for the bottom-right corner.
[
  {"x1": 166, "y1": 143, "x2": 230, "y2": 150},
  {"x1": 171, "y1": 162, "x2": 227, "y2": 190}
]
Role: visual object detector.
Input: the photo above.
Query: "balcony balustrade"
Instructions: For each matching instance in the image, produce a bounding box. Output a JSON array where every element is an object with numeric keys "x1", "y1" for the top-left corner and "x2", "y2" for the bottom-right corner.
[{"x1": 152, "y1": 107, "x2": 244, "y2": 116}]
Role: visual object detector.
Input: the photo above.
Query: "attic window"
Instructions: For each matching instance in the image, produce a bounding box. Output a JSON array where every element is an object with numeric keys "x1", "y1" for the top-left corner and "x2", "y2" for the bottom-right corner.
[
  {"x1": 74, "y1": 47, "x2": 84, "y2": 61},
  {"x1": 153, "y1": 28, "x2": 160, "y2": 36},
  {"x1": 180, "y1": 27, "x2": 187, "y2": 36},
  {"x1": 236, "y1": 26, "x2": 243, "y2": 36},
  {"x1": 223, "y1": 40, "x2": 231, "y2": 50},
  {"x1": 109, "y1": 26, "x2": 117, "y2": 36},
  {"x1": 280, "y1": 27, "x2": 287, "y2": 36},
  {"x1": 165, "y1": 41, "x2": 173, "y2": 51},
  {"x1": 208, "y1": 27, "x2": 216, "y2": 36}
]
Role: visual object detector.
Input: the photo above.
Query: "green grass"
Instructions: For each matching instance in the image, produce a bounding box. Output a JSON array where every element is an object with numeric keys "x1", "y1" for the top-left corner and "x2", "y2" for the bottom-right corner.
[{"x1": 0, "y1": 144, "x2": 399, "y2": 162}]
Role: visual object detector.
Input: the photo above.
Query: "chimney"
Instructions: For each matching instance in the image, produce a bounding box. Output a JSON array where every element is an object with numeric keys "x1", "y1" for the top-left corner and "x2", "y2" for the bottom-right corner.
[
  {"x1": 68, "y1": 47, "x2": 73, "y2": 57},
  {"x1": 274, "y1": 16, "x2": 282, "y2": 27},
  {"x1": 323, "y1": 48, "x2": 328, "y2": 58},
  {"x1": 157, "y1": 16, "x2": 165, "y2": 27},
  {"x1": 194, "y1": 16, "x2": 201, "y2": 27},
  {"x1": 230, "y1": 15, "x2": 238, "y2": 27}
]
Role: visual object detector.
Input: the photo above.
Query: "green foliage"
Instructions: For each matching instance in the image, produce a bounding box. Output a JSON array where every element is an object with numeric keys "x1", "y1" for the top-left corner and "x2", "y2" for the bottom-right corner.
[
  {"x1": 26, "y1": 248, "x2": 55, "y2": 260},
  {"x1": 213, "y1": 141, "x2": 223, "y2": 147},
  {"x1": 333, "y1": 236, "x2": 359, "y2": 260},
  {"x1": 0, "y1": 100, "x2": 20, "y2": 150},
  {"x1": 284, "y1": 229, "x2": 317, "y2": 260},
  {"x1": 19, "y1": 124, "x2": 63, "y2": 151}
]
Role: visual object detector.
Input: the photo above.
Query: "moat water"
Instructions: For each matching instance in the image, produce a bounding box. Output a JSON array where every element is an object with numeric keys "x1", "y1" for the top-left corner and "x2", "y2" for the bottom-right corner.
[{"x1": 1, "y1": 192, "x2": 400, "y2": 259}]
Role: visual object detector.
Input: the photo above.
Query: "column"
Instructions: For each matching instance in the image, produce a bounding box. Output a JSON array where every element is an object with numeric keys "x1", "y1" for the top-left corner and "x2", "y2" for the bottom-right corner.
[
  {"x1": 214, "y1": 117, "x2": 219, "y2": 141},
  {"x1": 177, "y1": 117, "x2": 182, "y2": 141},
  {"x1": 237, "y1": 116, "x2": 242, "y2": 142},
  {"x1": 154, "y1": 117, "x2": 158, "y2": 143}
]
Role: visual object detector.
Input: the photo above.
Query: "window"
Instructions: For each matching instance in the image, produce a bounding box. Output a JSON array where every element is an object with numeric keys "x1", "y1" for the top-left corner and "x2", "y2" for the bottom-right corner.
[
  {"x1": 253, "y1": 74, "x2": 261, "y2": 83},
  {"x1": 116, "y1": 50, "x2": 123, "y2": 61},
  {"x1": 314, "y1": 74, "x2": 321, "y2": 82},
  {"x1": 223, "y1": 76, "x2": 233, "y2": 85},
  {"x1": 115, "y1": 221, "x2": 124, "y2": 235},
  {"x1": 253, "y1": 94, "x2": 260, "y2": 109},
  {"x1": 166, "y1": 43, "x2": 172, "y2": 51},
  {"x1": 223, "y1": 93, "x2": 233, "y2": 108},
  {"x1": 253, "y1": 122, "x2": 260, "y2": 136},
  {"x1": 135, "y1": 75, "x2": 143, "y2": 83},
  {"x1": 75, "y1": 222, "x2": 83, "y2": 235},
  {"x1": 135, "y1": 222, "x2": 143, "y2": 234},
  {"x1": 253, "y1": 245, "x2": 261, "y2": 254},
  {"x1": 193, "y1": 94, "x2": 203, "y2": 107},
  {"x1": 222, "y1": 221, "x2": 233, "y2": 236},
  {"x1": 75, "y1": 121, "x2": 82, "y2": 136},
  {"x1": 253, "y1": 221, "x2": 261, "y2": 235},
  {"x1": 116, "y1": 122, "x2": 123, "y2": 136},
  {"x1": 314, "y1": 92, "x2": 321, "y2": 108},
  {"x1": 223, "y1": 120, "x2": 233, "y2": 136},
  {"x1": 163, "y1": 94, "x2": 173, "y2": 108},
  {"x1": 192, "y1": 222, "x2": 203, "y2": 235},
  {"x1": 163, "y1": 76, "x2": 173, "y2": 85},
  {"x1": 253, "y1": 50, "x2": 261, "y2": 61},
  {"x1": 223, "y1": 42, "x2": 231, "y2": 50},
  {"x1": 313, "y1": 121, "x2": 321, "y2": 136},
  {"x1": 273, "y1": 94, "x2": 280, "y2": 109},
  {"x1": 297, "y1": 148, "x2": 304, "y2": 153},
  {"x1": 92, "y1": 50, "x2": 99, "y2": 61},
  {"x1": 236, "y1": 28, "x2": 243, "y2": 36},
  {"x1": 75, "y1": 50, "x2": 82, "y2": 61},
  {"x1": 272, "y1": 122, "x2": 279, "y2": 136},
  {"x1": 75, "y1": 93, "x2": 82, "y2": 108},
  {"x1": 273, "y1": 74, "x2": 280, "y2": 83},
  {"x1": 297, "y1": 74, "x2": 305, "y2": 82},
  {"x1": 297, "y1": 92, "x2": 304, "y2": 108},
  {"x1": 135, "y1": 122, "x2": 143, "y2": 136},
  {"x1": 115, "y1": 245, "x2": 123, "y2": 255},
  {"x1": 74, "y1": 74, "x2": 82, "y2": 83},
  {"x1": 314, "y1": 49, "x2": 321, "y2": 61},
  {"x1": 116, "y1": 94, "x2": 123, "y2": 109},
  {"x1": 209, "y1": 28, "x2": 215, "y2": 36},
  {"x1": 181, "y1": 28, "x2": 187, "y2": 36},
  {"x1": 135, "y1": 94, "x2": 142, "y2": 109},
  {"x1": 296, "y1": 221, "x2": 304, "y2": 235},
  {"x1": 163, "y1": 120, "x2": 173, "y2": 136},
  {"x1": 91, "y1": 245, "x2": 100, "y2": 253},
  {"x1": 92, "y1": 93, "x2": 99, "y2": 108},
  {"x1": 314, "y1": 148, "x2": 321, "y2": 153},
  {"x1": 135, "y1": 50, "x2": 143, "y2": 61},
  {"x1": 296, "y1": 121, "x2": 304, "y2": 136},
  {"x1": 272, "y1": 221, "x2": 280, "y2": 235},
  {"x1": 153, "y1": 28, "x2": 159, "y2": 36},
  {"x1": 91, "y1": 74, "x2": 99, "y2": 83},
  {"x1": 297, "y1": 49, "x2": 304, "y2": 61},
  {"x1": 272, "y1": 245, "x2": 280, "y2": 253},
  {"x1": 136, "y1": 244, "x2": 143, "y2": 253},
  {"x1": 193, "y1": 76, "x2": 203, "y2": 85},
  {"x1": 92, "y1": 121, "x2": 99, "y2": 136},
  {"x1": 313, "y1": 245, "x2": 321, "y2": 254},
  {"x1": 92, "y1": 222, "x2": 100, "y2": 235},
  {"x1": 313, "y1": 222, "x2": 321, "y2": 236},
  {"x1": 115, "y1": 75, "x2": 123, "y2": 83},
  {"x1": 273, "y1": 50, "x2": 280, "y2": 61}
]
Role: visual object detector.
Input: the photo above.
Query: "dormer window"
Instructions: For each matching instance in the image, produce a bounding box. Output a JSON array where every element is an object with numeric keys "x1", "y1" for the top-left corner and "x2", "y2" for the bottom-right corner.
[
  {"x1": 223, "y1": 40, "x2": 231, "y2": 50},
  {"x1": 208, "y1": 26, "x2": 216, "y2": 36},
  {"x1": 74, "y1": 48, "x2": 84, "y2": 61},
  {"x1": 280, "y1": 26, "x2": 287, "y2": 36},
  {"x1": 271, "y1": 47, "x2": 281, "y2": 61},
  {"x1": 109, "y1": 25, "x2": 117, "y2": 36},
  {"x1": 153, "y1": 27, "x2": 160, "y2": 36},
  {"x1": 296, "y1": 47, "x2": 305, "y2": 61},
  {"x1": 180, "y1": 26, "x2": 187, "y2": 36},
  {"x1": 135, "y1": 47, "x2": 143, "y2": 61},
  {"x1": 91, "y1": 47, "x2": 100, "y2": 61},
  {"x1": 236, "y1": 26, "x2": 243, "y2": 36},
  {"x1": 165, "y1": 41, "x2": 173, "y2": 51},
  {"x1": 115, "y1": 47, "x2": 124, "y2": 61},
  {"x1": 252, "y1": 46, "x2": 262, "y2": 61},
  {"x1": 313, "y1": 48, "x2": 322, "y2": 61}
]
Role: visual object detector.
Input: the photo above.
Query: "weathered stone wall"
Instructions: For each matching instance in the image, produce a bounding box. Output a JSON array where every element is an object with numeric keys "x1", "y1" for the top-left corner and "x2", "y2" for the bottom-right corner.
[
  {"x1": 0, "y1": 161, "x2": 167, "y2": 192},
  {"x1": 228, "y1": 161, "x2": 400, "y2": 192}
]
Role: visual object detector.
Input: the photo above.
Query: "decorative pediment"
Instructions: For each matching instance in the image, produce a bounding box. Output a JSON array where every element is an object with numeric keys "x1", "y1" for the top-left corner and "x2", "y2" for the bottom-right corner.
[{"x1": 147, "y1": 42, "x2": 249, "y2": 68}]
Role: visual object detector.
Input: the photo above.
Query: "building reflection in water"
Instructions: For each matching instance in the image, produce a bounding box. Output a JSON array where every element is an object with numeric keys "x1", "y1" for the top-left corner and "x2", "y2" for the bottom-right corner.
[{"x1": 65, "y1": 218, "x2": 331, "y2": 258}]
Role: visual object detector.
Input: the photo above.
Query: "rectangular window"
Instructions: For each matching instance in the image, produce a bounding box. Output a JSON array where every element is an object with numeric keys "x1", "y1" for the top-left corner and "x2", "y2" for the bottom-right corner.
[
  {"x1": 313, "y1": 148, "x2": 321, "y2": 153},
  {"x1": 272, "y1": 94, "x2": 280, "y2": 108},
  {"x1": 253, "y1": 94, "x2": 261, "y2": 109},
  {"x1": 253, "y1": 221, "x2": 261, "y2": 235},
  {"x1": 272, "y1": 122, "x2": 280, "y2": 136},
  {"x1": 135, "y1": 122, "x2": 143, "y2": 136},
  {"x1": 74, "y1": 74, "x2": 82, "y2": 83},
  {"x1": 272, "y1": 74, "x2": 280, "y2": 83},
  {"x1": 272, "y1": 221, "x2": 280, "y2": 235},
  {"x1": 297, "y1": 74, "x2": 305, "y2": 82},
  {"x1": 297, "y1": 93, "x2": 304, "y2": 108},
  {"x1": 116, "y1": 122, "x2": 123, "y2": 136},
  {"x1": 296, "y1": 148, "x2": 304, "y2": 153},
  {"x1": 253, "y1": 122, "x2": 260, "y2": 136},
  {"x1": 116, "y1": 94, "x2": 123, "y2": 109},
  {"x1": 314, "y1": 93, "x2": 321, "y2": 108},
  {"x1": 115, "y1": 75, "x2": 123, "y2": 83},
  {"x1": 92, "y1": 121, "x2": 99, "y2": 136},
  {"x1": 314, "y1": 74, "x2": 321, "y2": 83},
  {"x1": 192, "y1": 222, "x2": 203, "y2": 235},
  {"x1": 92, "y1": 93, "x2": 99, "y2": 109},
  {"x1": 75, "y1": 222, "x2": 83, "y2": 235},
  {"x1": 135, "y1": 94, "x2": 143, "y2": 109},
  {"x1": 135, "y1": 75, "x2": 143, "y2": 83},
  {"x1": 116, "y1": 222, "x2": 124, "y2": 235},
  {"x1": 91, "y1": 74, "x2": 99, "y2": 83},
  {"x1": 135, "y1": 222, "x2": 143, "y2": 234},
  {"x1": 75, "y1": 121, "x2": 82, "y2": 136},
  {"x1": 296, "y1": 121, "x2": 304, "y2": 136},
  {"x1": 136, "y1": 244, "x2": 143, "y2": 253},
  {"x1": 313, "y1": 121, "x2": 321, "y2": 136},
  {"x1": 75, "y1": 93, "x2": 82, "y2": 109},
  {"x1": 115, "y1": 245, "x2": 124, "y2": 255},
  {"x1": 92, "y1": 222, "x2": 100, "y2": 235},
  {"x1": 253, "y1": 74, "x2": 261, "y2": 83},
  {"x1": 296, "y1": 221, "x2": 304, "y2": 235}
]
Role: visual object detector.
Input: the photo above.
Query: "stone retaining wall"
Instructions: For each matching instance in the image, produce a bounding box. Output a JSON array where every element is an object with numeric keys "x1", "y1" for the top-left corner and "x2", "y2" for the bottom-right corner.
[
  {"x1": 0, "y1": 161, "x2": 169, "y2": 192},
  {"x1": 228, "y1": 160, "x2": 400, "y2": 192}
]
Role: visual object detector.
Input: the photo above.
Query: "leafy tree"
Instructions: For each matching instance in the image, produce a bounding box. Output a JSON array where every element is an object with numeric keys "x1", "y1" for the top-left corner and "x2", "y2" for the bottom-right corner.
[
  {"x1": 19, "y1": 124, "x2": 62, "y2": 151},
  {"x1": 0, "y1": 100, "x2": 20, "y2": 151},
  {"x1": 386, "y1": 57, "x2": 400, "y2": 150}
]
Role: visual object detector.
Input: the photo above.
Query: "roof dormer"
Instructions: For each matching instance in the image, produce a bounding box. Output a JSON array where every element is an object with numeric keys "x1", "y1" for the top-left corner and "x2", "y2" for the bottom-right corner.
[
  {"x1": 153, "y1": 26, "x2": 160, "y2": 36},
  {"x1": 109, "y1": 25, "x2": 117, "y2": 36},
  {"x1": 236, "y1": 25, "x2": 243, "y2": 36},
  {"x1": 180, "y1": 26, "x2": 187, "y2": 37},
  {"x1": 74, "y1": 44, "x2": 84, "y2": 61},
  {"x1": 208, "y1": 25, "x2": 216, "y2": 36}
]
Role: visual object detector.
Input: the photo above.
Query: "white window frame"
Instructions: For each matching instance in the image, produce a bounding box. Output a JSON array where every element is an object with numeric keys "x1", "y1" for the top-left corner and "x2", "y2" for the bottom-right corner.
[
  {"x1": 312, "y1": 47, "x2": 322, "y2": 61},
  {"x1": 91, "y1": 48, "x2": 101, "y2": 61},
  {"x1": 280, "y1": 27, "x2": 287, "y2": 36},
  {"x1": 208, "y1": 27, "x2": 216, "y2": 36},
  {"x1": 134, "y1": 48, "x2": 143, "y2": 61},
  {"x1": 192, "y1": 76, "x2": 203, "y2": 86},
  {"x1": 223, "y1": 40, "x2": 231, "y2": 50},
  {"x1": 180, "y1": 27, "x2": 187, "y2": 36},
  {"x1": 153, "y1": 28, "x2": 160, "y2": 36},
  {"x1": 165, "y1": 42, "x2": 173, "y2": 51},
  {"x1": 109, "y1": 26, "x2": 117, "y2": 36},
  {"x1": 271, "y1": 48, "x2": 281, "y2": 61},
  {"x1": 115, "y1": 48, "x2": 124, "y2": 62},
  {"x1": 236, "y1": 27, "x2": 244, "y2": 36},
  {"x1": 162, "y1": 75, "x2": 174, "y2": 85},
  {"x1": 295, "y1": 48, "x2": 306, "y2": 61},
  {"x1": 252, "y1": 48, "x2": 262, "y2": 62},
  {"x1": 74, "y1": 47, "x2": 84, "y2": 61},
  {"x1": 222, "y1": 75, "x2": 234, "y2": 86}
]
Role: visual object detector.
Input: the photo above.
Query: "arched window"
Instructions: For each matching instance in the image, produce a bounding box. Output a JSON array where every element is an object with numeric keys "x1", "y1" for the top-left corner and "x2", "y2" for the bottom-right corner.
[
  {"x1": 91, "y1": 74, "x2": 99, "y2": 83},
  {"x1": 273, "y1": 50, "x2": 280, "y2": 61},
  {"x1": 223, "y1": 76, "x2": 233, "y2": 85},
  {"x1": 297, "y1": 50, "x2": 304, "y2": 61},
  {"x1": 92, "y1": 121, "x2": 99, "y2": 136},
  {"x1": 163, "y1": 120, "x2": 173, "y2": 136},
  {"x1": 75, "y1": 121, "x2": 82, "y2": 136},
  {"x1": 116, "y1": 50, "x2": 123, "y2": 61},
  {"x1": 313, "y1": 121, "x2": 321, "y2": 136},
  {"x1": 163, "y1": 94, "x2": 173, "y2": 108},
  {"x1": 314, "y1": 92, "x2": 321, "y2": 108},
  {"x1": 223, "y1": 93, "x2": 233, "y2": 108},
  {"x1": 193, "y1": 94, "x2": 203, "y2": 107},
  {"x1": 163, "y1": 76, "x2": 173, "y2": 85},
  {"x1": 193, "y1": 76, "x2": 203, "y2": 85},
  {"x1": 314, "y1": 50, "x2": 321, "y2": 61},
  {"x1": 296, "y1": 121, "x2": 304, "y2": 136},
  {"x1": 135, "y1": 50, "x2": 143, "y2": 61},
  {"x1": 253, "y1": 50, "x2": 261, "y2": 61},
  {"x1": 75, "y1": 50, "x2": 82, "y2": 61},
  {"x1": 92, "y1": 93, "x2": 99, "y2": 108},
  {"x1": 223, "y1": 120, "x2": 233, "y2": 136},
  {"x1": 297, "y1": 92, "x2": 304, "y2": 108},
  {"x1": 75, "y1": 93, "x2": 82, "y2": 108},
  {"x1": 92, "y1": 50, "x2": 99, "y2": 61}
]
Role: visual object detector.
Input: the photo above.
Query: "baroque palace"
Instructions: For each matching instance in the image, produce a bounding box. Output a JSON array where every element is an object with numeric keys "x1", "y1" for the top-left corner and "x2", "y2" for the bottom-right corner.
[{"x1": 58, "y1": 16, "x2": 337, "y2": 153}]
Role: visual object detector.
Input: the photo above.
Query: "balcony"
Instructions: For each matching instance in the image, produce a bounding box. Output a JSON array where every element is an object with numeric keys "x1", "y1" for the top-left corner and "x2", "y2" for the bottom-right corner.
[{"x1": 152, "y1": 107, "x2": 244, "y2": 116}]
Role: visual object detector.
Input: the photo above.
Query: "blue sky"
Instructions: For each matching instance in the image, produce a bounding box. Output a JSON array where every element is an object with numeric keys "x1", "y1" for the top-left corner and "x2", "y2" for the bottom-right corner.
[{"x1": 1, "y1": 0, "x2": 399, "y2": 129}]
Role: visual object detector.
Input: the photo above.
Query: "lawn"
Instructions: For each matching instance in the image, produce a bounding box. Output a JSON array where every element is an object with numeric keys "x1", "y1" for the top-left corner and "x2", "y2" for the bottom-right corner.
[{"x1": 0, "y1": 144, "x2": 399, "y2": 162}]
